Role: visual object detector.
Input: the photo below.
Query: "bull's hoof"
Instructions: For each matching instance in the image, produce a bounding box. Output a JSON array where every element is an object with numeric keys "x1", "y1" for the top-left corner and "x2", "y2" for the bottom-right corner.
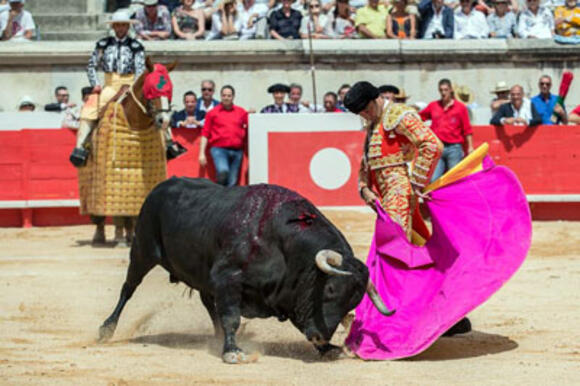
[
  {"x1": 98, "y1": 322, "x2": 117, "y2": 343},
  {"x1": 443, "y1": 317, "x2": 472, "y2": 337},
  {"x1": 222, "y1": 350, "x2": 249, "y2": 364}
]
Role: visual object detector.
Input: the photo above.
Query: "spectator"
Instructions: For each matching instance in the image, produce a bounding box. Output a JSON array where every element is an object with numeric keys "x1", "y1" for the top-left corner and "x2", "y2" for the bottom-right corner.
[
  {"x1": 517, "y1": 0, "x2": 554, "y2": 39},
  {"x1": 0, "y1": 0, "x2": 35, "y2": 42},
  {"x1": 454, "y1": 0, "x2": 489, "y2": 39},
  {"x1": 568, "y1": 104, "x2": 580, "y2": 124},
  {"x1": 134, "y1": 0, "x2": 172, "y2": 40},
  {"x1": 261, "y1": 83, "x2": 301, "y2": 113},
  {"x1": 196, "y1": 80, "x2": 220, "y2": 125},
  {"x1": 490, "y1": 85, "x2": 542, "y2": 126},
  {"x1": 17, "y1": 95, "x2": 35, "y2": 112},
  {"x1": 354, "y1": 0, "x2": 389, "y2": 38},
  {"x1": 337, "y1": 83, "x2": 351, "y2": 111},
  {"x1": 323, "y1": 91, "x2": 342, "y2": 112},
  {"x1": 378, "y1": 84, "x2": 399, "y2": 101},
  {"x1": 387, "y1": 0, "x2": 417, "y2": 39},
  {"x1": 171, "y1": 0, "x2": 205, "y2": 40},
  {"x1": 490, "y1": 80, "x2": 510, "y2": 113},
  {"x1": 44, "y1": 86, "x2": 77, "y2": 113},
  {"x1": 171, "y1": 91, "x2": 201, "y2": 128},
  {"x1": 419, "y1": 0, "x2": 454, "y2": 39},
  {"x1": 487, "y1": 0, "x2": 516, "y2": 38},
  {"x1": 269, "y1": 0, "x2": 302, "y2": 40},
  {"x1": 238, "y1": 0, "x2": 269, "y2": 40},
  {"x1": 554, "y1": 0, "x2": 580, "y2": 38},
  {"x1": 62, "y1": 87, "x2": 93, "y2": 130},
  {"x1": 199, "y1": 85, "x2": 249, "y2": 187},
  {"x1": 394, "y1": 88, "x2": 410, "y2": 103},
  {"x1": 207, "y1": 0, "x2": 243, "y2": 40},
  {"x1": 288, "y1": 83, "x2": 311, "y2": 112},
  {"x1": 300, "y1": 0, "x2": 332, "y2": 39},
  {"x1": 419, "y1": 78, "x2": 473, "y2": 182},
  {"x1": 160, "y1": 0, "x2": 181, "y2": 12},
  {"x1": 328, "y1": 0, "x2": 356, "y2": 38},
  {"x1": 531, "y1": 75, "x2": 567, "y2": 124}
]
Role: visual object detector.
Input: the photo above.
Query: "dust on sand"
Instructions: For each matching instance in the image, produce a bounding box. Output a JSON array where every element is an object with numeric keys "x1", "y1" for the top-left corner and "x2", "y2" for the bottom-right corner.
[{"x1": 0, "y1": 213, "x2": 579, "y2": 385}]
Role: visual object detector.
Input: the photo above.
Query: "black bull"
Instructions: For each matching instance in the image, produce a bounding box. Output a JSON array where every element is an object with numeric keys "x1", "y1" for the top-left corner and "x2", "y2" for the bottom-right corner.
[{"x1": 98, "y1": 177, "x2": 393, "y2": 363}]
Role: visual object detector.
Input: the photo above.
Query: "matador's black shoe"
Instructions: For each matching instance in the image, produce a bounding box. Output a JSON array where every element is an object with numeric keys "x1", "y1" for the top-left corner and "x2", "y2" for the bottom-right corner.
[{"x1": 443, "y1": 317, "x2": 472, "y2": 337}]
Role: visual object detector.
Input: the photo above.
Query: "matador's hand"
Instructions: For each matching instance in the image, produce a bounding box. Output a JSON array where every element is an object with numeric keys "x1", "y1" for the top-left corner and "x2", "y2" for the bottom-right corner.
[{"x1": 361, "y1": 187, "x2": 378, "y2": 212}]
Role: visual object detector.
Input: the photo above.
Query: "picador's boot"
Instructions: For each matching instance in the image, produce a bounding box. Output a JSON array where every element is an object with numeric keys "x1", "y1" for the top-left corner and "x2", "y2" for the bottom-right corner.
[{"x1": 69, "y1": 148, "x2": 89, "y2": 167}]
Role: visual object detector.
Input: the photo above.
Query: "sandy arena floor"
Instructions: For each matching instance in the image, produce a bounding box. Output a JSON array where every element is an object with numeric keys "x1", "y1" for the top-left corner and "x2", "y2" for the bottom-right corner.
[{"x1": 0, "y1": 211, "x2": 579, "y2": 385}]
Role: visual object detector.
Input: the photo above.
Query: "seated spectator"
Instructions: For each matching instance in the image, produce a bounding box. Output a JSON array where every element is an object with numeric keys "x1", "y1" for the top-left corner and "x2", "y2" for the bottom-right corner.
[
  {"x1": 207, "y1": 0, "x2": 243, "y2": 40},
  {"x1": 394, "y1": 88, "x2": 410, "y2": 103},
  {"x1": 269, "y1": 0, "x2": 302, "y2": 40},
  {"x1": 238, "y1": 0, "x2": 269, "y2": 40},
  {"x1": 322, "y1": 92, "x2": 342, "y2": 112},
  {"x1": 328, "y1": 0, "x2": 356, "y2": 38},
  {"x1": 554, "y1": 0, "x2": 580, "y2": 37},
  {"x1": 487, "y1": 0, "x2": 516, "y2": 38},
  {"x1": 418, "y1": 0, "x2": 454, "y2": 38},
  {"x1": 196, "y1": 80, "x2": 220, "y2": 125},
  {"x1": 569, "y1": 104, "x2": 580, "y2": 124},
  {"x1": 517, "y1": 0, "x2": 554, "y2": 39},
  {"x1": 44, "y1": 86, "x2": 76, "y2": 113},
  {"x1": 288, "y1": 83, "x2": 311, "y2": 112},
  {"x1": 337, "y1": 83, "x2": 350, "y2": 111},
  {"x1": 454, "y1": 0, "x2": 489, "y2": 39},
  {"x1": 300, "y1": 0, "x2": 332, "y2": 38},
  {"x1": 261, "y1": 83, "x2": 300, "y2": 113},
  {"x1": 62, "y1": 87, "x2": 93, "y2": 130},
  {"x1": 354, "y1": 0, "x2": 389, "y2": 38},
  {"x1": 378, "y1": 84, "x2": 399, "y2": 102},
  {"x1": 474, "y1": 0, "x2": 493, "y2": 14},
  {"x1": 490, "y1": 85, "x2": 542, "y2": 126},
  {"x1": 17, "y1": 95, "x2": 35, "y2": 112},
  {"x1": 134, "y1": 0, "x2": 172, "y2": 40},
  {"x1": 531, "y1": 75, "x2": 568, "y2": 124},
  {"x1": 0, "y1": 0, "x2": 35, "y2": 42},
  {"x1": 172, "y1": 0, "x2": 205, "y2": 39},
  {"x1": 387, "y1": 0, "x2": 417, "y2": 39},
  {"x1": 171, "y1": 91, "x2": 202, "y2": 128},
  {"x1": 490, "y1": 80, "x2": 510, "y2": 114}
]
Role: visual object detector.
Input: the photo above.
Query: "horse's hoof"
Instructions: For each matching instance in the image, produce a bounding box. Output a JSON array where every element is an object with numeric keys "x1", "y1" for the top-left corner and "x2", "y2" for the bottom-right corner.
[
  {"x1": 92, "y1": 231, "x2": 106, "y2": 246},
  {"x1": 114, "y1": 239, "x2": 129, "y2": 248},
  {"x1": 222, "y1": 350, "x2": 247, "y2": 364},
  {"x1": 98, "y1": 322, "x2": 116, "y2": 343}
]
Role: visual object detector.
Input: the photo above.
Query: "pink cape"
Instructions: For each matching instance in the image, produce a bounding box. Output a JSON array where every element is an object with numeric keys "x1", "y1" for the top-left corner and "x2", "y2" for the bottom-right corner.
[{"x1": 345, "y1": 158, "x2": 532, "y2": 360}]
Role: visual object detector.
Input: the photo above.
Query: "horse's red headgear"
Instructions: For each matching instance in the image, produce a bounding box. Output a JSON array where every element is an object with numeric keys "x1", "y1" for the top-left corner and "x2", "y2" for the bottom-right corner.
[{"x1": 143, "y1": 64, "x2": 173, "y2": 102}]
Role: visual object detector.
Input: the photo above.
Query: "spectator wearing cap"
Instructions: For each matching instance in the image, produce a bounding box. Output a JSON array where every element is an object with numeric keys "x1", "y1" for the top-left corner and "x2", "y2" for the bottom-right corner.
[
  {"x1": 199, "y1": 85, "x2": 249, "y2": 187},
  {"x1": 487, "y1": 0, "x2": 516, "y2": 37},
  {"x1": 196, "y1": 79, "x2": 220, "y2": 126},
  {"x1": 323, "y1": 92, "x2": 342, "y2": 112},
  {"x1": 387, "y1": 0, "x2": 417, "y2": 39},
  {"x1": 569, "y1": 104, "x2": 580, "y2": 124},
  {"x1": 454, "y1": 0, "x2": 489, "y2": 39},
  {"x1": 300, "y1": 0, "x2": 332, "y2": 39},
  {"x1": 17, "y1": 95, "x2": 35, "y2": 112},
  {"x1": 378, "y1": 84, "x2": 399, "y2": 102},
  {"x1": 269, "y1": 0, "x2": 302, "y2": 40},
  {"x1": 554, "y1": 0, "x2": 580, "y2": 39},
  {"x1": 490, "y1": 81, "x2": 510, "y2": 113},
  {"x1": 354, "y1": 0, "x2": 390, "y2": 38},
  {"x1": 394, "y1": 88, "x2": 410, "y2": 104},
  {"x1": 337, "y1": 84, "x2": 351, "y2": 111},
  {"x1": 134, "y1": 0, "x2": 172, "y2": 40},
  {"x1": 419, "y1": 78, "x2": 473, "y2": 182},
  {"x1": 171, "y1": 91, "x2": 201, "y2": 128},
  {"x1": 0, "y1": 0, "x2": 35, "y2": 41},
  {"x1": 171, "y1": 0, "x2": 205, "y2": 40},
  {"x1": 517, "y1": 0, "x2": 554, "y2": 38},
  {"x1": 260, "y1": 84, "x2": 300, "y2": 113},
  {"x1": 531, "y1": 75, "x2": 567, "y2": 125},
  {"x1": 288, "y1": 83, "x2": 311, "y2": 113},
  {"x1": 329, "y1": 0, "x2": 356, "y2": 38},
  {"x1": 418, "y1": 0, "x2": 454, "y2": 38},
  {"x1": 45, "y1": 86, "x2": 77, "y2": 113},
  {"x1": 490, "y1": 85, "x2": 542, "y2": 126},
  {"x1": 237, "y1": 0, "x2": 269, "y2": 40}
]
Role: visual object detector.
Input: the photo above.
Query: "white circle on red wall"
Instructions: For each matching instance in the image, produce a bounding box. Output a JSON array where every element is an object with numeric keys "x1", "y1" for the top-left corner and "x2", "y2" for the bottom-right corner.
[{"x1": 309, "y1": 148, "x2": 351, "y2": 190}]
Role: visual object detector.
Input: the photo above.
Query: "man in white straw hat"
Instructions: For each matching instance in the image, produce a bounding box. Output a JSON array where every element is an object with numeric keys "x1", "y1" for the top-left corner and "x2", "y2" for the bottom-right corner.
[{"x1": 490, "y1": 80, "x2": 510, "y2": 114}]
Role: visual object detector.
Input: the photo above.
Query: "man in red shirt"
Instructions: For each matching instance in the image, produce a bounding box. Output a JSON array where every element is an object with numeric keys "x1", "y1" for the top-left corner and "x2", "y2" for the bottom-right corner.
[
  {"x1": 323, "y1": 92, "x2": 343, "y2": 113},
  {"x1": 199, "y1": 85, "x2": 249, "y2": 187},
  {"x1": 419, "y1": 78, "x2": 474, "y2": 182},
  {"x1": 569, "y1": 105, "x2": 580, "y2": 124}
]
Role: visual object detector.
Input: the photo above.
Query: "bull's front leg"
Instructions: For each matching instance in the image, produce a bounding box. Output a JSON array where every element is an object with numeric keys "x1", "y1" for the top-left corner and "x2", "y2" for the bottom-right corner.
[{"x1": 211, "y1": 268, "x2": 247, "y2": 364}]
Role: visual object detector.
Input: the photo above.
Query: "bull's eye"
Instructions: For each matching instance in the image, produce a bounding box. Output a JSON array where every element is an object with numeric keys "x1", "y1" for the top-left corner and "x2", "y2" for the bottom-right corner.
[{"x1": 325, "y1": 284, "x2": 336, "y2": 298}]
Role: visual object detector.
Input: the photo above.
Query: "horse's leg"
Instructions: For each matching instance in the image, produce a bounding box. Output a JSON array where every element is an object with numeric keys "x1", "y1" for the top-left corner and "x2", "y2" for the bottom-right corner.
[
  {"x1": 113, "y1": 216, "x2": 128, "y2": 248},
  {"x1": 124, "y1": 216, "x2": 136, "y2": 245},
  {"x1": 90, "y1": 215, "x2": 106, "y2": 245}
]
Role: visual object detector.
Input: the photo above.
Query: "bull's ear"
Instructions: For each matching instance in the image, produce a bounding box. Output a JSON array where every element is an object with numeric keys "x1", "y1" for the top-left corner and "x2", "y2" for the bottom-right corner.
[
  {"x1": 145, "y1": 56, "x2": 154, "y2": 73},
  {"x1": 165, "y1": 60, "x2": 178, "y2": 72}
]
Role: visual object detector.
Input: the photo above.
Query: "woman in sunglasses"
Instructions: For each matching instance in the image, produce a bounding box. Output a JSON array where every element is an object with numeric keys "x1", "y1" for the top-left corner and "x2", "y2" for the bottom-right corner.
[{"x1": 300, "y1": 0, "x2": 332, "y2": 38}]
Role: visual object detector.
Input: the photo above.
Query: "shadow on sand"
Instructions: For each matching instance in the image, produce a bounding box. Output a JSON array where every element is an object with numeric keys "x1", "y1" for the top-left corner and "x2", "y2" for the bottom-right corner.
[{"x1": 73, "y1": 240, "x2": 127, "y2": 249}]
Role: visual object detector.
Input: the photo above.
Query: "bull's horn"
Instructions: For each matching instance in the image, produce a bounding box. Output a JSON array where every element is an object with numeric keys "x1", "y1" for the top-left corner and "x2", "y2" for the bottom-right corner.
[
  {"x1": 315, "y1": 250, "x2": 352, "y2": 276},
  {"x1": 366, "y1": 280, "x2": 396, "y2": 316}
]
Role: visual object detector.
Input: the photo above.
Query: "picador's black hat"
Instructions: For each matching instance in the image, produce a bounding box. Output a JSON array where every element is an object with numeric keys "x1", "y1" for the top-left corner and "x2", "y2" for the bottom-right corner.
[
  {"x1": 268, "y1": 83, "x2": 291, "y2": 93},
  {"x1": 378, "y1": 84, "x2": 400, "y2": 95},
  {"x1": 344, "y1": 81, "x2": 379, "y2": 114}
]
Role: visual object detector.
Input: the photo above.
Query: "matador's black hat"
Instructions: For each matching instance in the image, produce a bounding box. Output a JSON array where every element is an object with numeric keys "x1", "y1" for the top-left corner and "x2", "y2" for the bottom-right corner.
[
  {"x1": 344, "y1": 81, "x2": 379, "y2": 114},
  {"x1": 267, "y1": 83, "x2": 291, "y2": 93},
  {"x1": 378, "y1": 84, "x2": 400, "y2": 95}
]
